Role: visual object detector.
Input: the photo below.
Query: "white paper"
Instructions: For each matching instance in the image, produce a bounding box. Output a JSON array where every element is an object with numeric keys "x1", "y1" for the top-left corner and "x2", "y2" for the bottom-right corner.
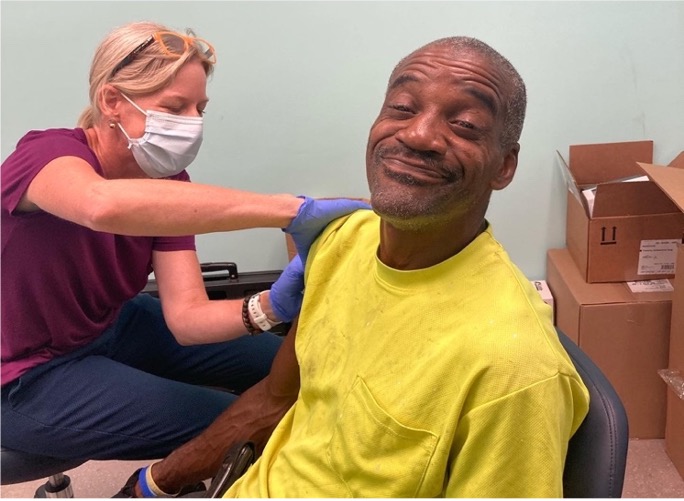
[
  {"x1": 626, "y1": 279, "x2": 674, "y2": 293},
  {"x1": 637, "y1": 239, "x2": 679, "y2": 275}
]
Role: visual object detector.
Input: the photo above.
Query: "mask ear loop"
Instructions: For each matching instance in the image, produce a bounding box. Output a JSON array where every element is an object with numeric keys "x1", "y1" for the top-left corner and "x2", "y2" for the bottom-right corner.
[
  {"x1": 120, "y1": 92, "x2": 148, "y2": 117},
  {"x1": 116, "y1": 93, "x2": 148, "y2": 148},
  {"x1": 116, "y1": 122, "x2": 136, "y2": 149}
]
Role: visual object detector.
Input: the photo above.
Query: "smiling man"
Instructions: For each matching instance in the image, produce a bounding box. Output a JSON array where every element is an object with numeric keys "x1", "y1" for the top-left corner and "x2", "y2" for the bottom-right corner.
[{"x1": 122, "y1": 36, "x2": 589, "y2": 498}]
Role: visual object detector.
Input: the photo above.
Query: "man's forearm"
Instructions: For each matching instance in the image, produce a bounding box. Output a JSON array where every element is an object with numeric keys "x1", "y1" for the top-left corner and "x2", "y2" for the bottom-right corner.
[
  {"x1": 147, "y1": 324, "x2": 301, "y2": 495},
  {"x1": 148, "y1": 376, "x2": 297, "y2": 494}
]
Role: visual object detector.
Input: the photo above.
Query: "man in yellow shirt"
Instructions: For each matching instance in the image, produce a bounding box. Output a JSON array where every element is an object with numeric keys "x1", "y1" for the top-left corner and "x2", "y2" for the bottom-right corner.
[{"x1": 121, "y1": 35, "x2": 589, "y2": 498}]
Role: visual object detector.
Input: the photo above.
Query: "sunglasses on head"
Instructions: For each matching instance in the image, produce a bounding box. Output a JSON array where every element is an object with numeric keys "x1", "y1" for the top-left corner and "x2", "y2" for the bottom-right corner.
[{"x1": 110, "y1": 31, "x2": 216, "y2": 78}]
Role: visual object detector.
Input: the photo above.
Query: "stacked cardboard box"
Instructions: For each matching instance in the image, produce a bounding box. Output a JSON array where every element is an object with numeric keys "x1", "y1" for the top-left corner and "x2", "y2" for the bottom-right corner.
[
  {"x1": 547, "y1": 248, "x2": 672, "y2": 438},
  {"x1": 559, "y1": 141, "x2": 684, "y2": 283},
  {"x1": 638, "y1": 162, "x2": 684, "y2": 478},
  {"x1": 547, "y1": 141, "x2": 684, "y2": 440}
]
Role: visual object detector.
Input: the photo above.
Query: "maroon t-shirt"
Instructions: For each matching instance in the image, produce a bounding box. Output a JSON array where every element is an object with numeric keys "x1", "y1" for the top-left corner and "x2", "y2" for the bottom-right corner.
[{"x1": 1, "y1": 128, "x2": 195, "y2": 385}]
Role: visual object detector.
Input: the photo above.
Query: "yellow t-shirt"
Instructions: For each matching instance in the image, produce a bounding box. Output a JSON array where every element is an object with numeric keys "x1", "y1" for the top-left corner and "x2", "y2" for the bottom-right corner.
[{"x1": 226, "y1": 211, "x2": 589, "y2": 498}]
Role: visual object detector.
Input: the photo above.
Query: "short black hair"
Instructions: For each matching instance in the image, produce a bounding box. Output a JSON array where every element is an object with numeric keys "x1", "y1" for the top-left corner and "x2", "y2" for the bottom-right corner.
[{"x1": 390, "y1": 36, "x2": 527, "y2": 151}]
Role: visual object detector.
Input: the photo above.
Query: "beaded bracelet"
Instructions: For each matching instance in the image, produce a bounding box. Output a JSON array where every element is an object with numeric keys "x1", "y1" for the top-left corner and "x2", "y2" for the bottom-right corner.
[{"x1": 242, "y1": 294, "x2": 262, "y2": 336}]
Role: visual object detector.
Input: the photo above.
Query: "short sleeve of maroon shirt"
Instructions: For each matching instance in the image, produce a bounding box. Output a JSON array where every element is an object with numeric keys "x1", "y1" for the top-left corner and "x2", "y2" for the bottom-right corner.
[{"x1": 1, "y1": 128, "x2": 196, "y2": 385}]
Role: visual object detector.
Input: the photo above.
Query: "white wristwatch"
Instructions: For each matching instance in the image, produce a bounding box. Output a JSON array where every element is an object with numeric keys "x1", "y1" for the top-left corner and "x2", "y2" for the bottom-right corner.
[{"x1": 248, "y1": 292, "x2": 282, "y2": 332}]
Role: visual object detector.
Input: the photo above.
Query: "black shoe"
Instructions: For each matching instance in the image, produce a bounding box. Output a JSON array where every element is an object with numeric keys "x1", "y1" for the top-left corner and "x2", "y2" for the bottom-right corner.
[
  {"x1": 113, "y1": 468, "x2": 207, "y2": 498},
  {"x1": 113, "y1": 468, "x2": 142, "y2": 498}
]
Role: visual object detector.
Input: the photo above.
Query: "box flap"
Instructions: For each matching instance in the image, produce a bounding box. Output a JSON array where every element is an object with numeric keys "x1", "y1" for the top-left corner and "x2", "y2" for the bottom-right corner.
[
  {"x1": 658, "y1": 369, "x2": 684, "y2": 400},
  {"x1": 568, "y1": 141, "x2": 653, "y2": 186},
  {"x1": 592, "y1": 180, "x2": 682, "y2": 217},
  {"x1": 556, "y1": 151, "x2": 582, "y2": 203},
  {"x1": 638, "y1": 163, "x2": 684, "y2": 213},
  {"x1": 670, "y1": 151, "x2": 684, "y2": 168}
]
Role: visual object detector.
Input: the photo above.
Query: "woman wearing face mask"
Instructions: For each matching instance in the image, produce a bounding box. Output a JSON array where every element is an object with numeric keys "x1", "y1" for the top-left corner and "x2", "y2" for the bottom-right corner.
[{"x1": 0, "y1": 21, "x2": 368, "y2": 472}]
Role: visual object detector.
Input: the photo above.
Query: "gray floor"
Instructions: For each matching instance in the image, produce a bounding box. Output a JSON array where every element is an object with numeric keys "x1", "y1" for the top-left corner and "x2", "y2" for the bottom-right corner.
[{"x1": 1, "y1": 439, "x2": 683, "y2": 498}]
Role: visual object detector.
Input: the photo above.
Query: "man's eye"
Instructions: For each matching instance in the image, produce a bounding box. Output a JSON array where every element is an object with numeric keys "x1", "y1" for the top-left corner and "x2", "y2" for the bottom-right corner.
[
  {"x1": 452, "y1": 120, "x2": 475, "y2": 130},
  {"x1": 390, "y1": 104, "x2": 413, "y2": 113}
]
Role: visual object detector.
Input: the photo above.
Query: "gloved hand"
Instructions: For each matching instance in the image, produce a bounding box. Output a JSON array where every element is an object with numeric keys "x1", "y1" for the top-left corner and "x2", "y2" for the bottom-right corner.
[
  {"x1": 269, "y1": 255, "x2": 305, "y2": 322},
  {"x1": 284, "y1": 196, "x2": 371, "y2": 265}
]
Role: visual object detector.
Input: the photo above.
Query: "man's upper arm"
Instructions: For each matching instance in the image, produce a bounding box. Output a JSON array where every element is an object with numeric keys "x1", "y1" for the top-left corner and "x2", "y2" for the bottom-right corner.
[{"x1": 266, "y1": 319, "x2": 301, "y2": 399}]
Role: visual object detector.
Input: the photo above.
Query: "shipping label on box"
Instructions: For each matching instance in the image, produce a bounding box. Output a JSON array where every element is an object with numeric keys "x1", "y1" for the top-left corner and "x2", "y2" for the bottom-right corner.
[
  {"x1": 638, "y1": 239, "x2": 679, "y2": 276},
  {"x1": 627, "y1": 279, "x2": 674, "y2": 294}
]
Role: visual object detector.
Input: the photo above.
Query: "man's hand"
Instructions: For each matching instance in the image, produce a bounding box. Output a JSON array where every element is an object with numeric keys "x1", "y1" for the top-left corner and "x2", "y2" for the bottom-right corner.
[{"x1": 283, "y1": 196, "x2": 371, "y2": 265}]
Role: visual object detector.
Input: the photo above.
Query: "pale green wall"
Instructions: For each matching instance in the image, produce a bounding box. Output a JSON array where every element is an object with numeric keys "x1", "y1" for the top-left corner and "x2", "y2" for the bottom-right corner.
[{"x1": 2, "y1": 1, "x2": 683, "y2": 278}]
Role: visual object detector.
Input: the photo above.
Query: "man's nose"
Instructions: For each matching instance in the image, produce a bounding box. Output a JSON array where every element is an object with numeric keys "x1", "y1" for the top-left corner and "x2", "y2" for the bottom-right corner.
[{"x1": 393, "y1": 113, "x2": 448, "y2": 155}]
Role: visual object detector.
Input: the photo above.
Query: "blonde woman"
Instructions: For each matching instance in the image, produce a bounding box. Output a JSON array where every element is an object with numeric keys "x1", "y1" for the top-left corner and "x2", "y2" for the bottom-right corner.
[{"x1": 1, "y1": 20, "x2": 367, "y2": 472}]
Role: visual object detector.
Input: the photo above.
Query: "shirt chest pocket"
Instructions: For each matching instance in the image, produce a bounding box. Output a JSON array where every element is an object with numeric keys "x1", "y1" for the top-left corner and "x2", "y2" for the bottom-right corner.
[{"x1": 326, "y1": 376, "x2": 439, "y2": 497}]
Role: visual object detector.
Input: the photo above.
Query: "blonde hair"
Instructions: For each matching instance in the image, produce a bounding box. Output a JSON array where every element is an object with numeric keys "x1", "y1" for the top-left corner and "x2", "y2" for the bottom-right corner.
[{"x1": 78, "y1": 21, "x2": 215, "y2": 128}]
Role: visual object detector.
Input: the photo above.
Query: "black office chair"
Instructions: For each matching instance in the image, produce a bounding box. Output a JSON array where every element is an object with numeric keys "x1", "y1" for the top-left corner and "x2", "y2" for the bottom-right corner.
[
  {"x1": 558, "y1": 328, "x2": 630, "y2": 498},
  {"x1": 1, "y1": 447, "x2": 86, "y2": 497}
]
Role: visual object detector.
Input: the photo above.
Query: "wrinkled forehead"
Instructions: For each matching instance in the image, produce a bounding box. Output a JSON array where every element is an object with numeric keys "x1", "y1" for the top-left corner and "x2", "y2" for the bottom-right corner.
[
  {"x1": 390, "y1": 44, "x2": 504, "y2": 86},
  {"x1": 388, "y1": 45, "x2": 509, "y2": 110}
]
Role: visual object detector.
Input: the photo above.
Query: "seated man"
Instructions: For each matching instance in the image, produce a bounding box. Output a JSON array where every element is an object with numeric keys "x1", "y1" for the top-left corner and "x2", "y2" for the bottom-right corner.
[{"x1": 123, "y1": 35, "x2": 589, "y2": 498}]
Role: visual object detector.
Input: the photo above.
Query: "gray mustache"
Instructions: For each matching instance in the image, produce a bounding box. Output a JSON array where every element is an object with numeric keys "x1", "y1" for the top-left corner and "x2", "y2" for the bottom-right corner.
[{"x1": 375, "y1": 146, "x2": 458, "y2": 183}]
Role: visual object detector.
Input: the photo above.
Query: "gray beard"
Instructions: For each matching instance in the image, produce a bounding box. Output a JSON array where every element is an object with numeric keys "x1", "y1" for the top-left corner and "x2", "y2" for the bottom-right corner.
[{"x1": 370, "y1": 188, "x2": 448, "y2": 231}]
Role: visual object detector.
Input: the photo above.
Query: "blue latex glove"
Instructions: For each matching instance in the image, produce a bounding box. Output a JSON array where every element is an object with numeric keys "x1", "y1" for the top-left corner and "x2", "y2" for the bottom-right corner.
[
  {"x1": 269, "y1": 255, "x2": 305, "y2": 322},
  {"x1": 284, "y1": 196, "x2": 371, "y2": 265}
]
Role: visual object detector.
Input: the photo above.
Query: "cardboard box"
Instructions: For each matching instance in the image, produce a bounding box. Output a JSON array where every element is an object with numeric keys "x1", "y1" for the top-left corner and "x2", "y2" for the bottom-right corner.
[
  {"x1": 558, "y1": 141, "x2": 684, "y2": 283},
  {"x1": 670, "y1": 151, "x2": 684, "y2": 168},
  {"x1": 531, "y1": 279, "x2": 554, "y2": 321},
  {"x1": 664, "y1": 246, "x2": 683, "y2": 478},
  {"x1": 640, "y1": 160, "x2": 684, "y2": 476},
  {"x1": 546, "y1": 248, "x2": 672, "y2": 438},
  {"x1": 665, "y1": 383, "x2": 684, "y2": 479},
  {"x1": 531, "y1": 279, "x2": 554, "y2": 308},
  {"x1": 639, "y1": 162, "x2": 684, "y2": 373},
  {"x1": 670, "y1": 245, "x2": 684, "y2": 376}
]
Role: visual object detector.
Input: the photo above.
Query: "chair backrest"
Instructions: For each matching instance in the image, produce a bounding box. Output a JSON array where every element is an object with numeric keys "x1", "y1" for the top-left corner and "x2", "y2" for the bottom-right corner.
[{"x1": 558, "y1": 328, "x2": 629, "y2": 498}]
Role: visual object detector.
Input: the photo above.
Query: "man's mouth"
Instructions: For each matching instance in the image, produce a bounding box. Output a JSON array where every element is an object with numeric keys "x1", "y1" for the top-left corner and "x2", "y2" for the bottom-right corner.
[{"x1": 381, "y1": 156, "x2": 448, "y2": 185}]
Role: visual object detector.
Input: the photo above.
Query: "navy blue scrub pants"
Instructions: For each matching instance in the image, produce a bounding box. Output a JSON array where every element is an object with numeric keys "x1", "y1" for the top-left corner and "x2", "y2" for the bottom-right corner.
[{"x1": 1, "y1": 293, "x2": 283, "y2": 461}]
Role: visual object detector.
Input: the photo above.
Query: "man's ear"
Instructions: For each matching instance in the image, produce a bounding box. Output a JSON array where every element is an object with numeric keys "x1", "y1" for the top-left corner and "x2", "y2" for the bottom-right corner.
[{"x1": 490, "y1": 143, "x2": 519, "y2": 191}]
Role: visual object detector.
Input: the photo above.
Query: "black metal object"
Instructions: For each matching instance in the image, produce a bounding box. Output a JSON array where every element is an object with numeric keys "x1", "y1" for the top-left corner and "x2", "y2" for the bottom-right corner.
[{"x1": 204, "y1": 441, "x2": 256, "y2": 497}]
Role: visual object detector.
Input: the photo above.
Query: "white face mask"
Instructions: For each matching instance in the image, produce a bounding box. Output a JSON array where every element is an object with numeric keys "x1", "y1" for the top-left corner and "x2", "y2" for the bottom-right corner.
[{"x1": 117, "y1": 93, "x2": 204, "y2": 178}]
